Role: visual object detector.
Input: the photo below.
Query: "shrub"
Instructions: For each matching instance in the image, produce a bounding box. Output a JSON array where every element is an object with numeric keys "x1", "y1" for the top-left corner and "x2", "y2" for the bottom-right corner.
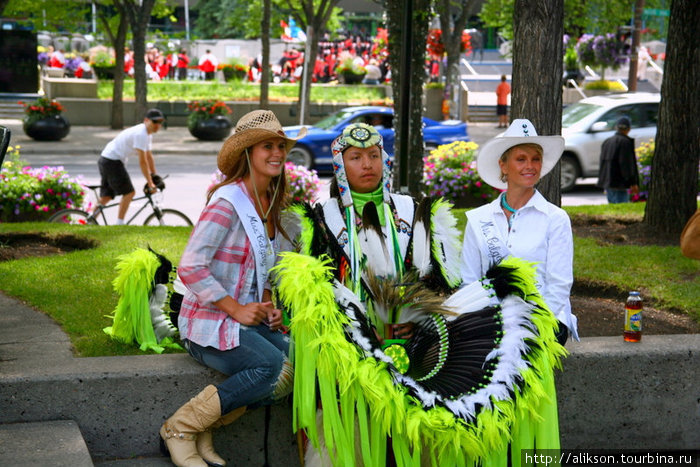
[
  {"x1": 0, "y1": 147, "x2": 85, "y2": 222},
  {"x1": 583, "y1": 80, "x2": 627, "y2": 91},
  {"x1": 218, "y1": 57, "x2": 248, "y2": 82},
  {"x1": 208, "y1": 163, "x2": 321, "y2": 204},
  {"x1": 284, "y1": 162, "x2": 322, "y2": 203},
  {"x1": 423, "y1": 141, "x2": 500, "y2": 205},
  {"x1": 633, "y1": 138, "x2": 700, "y2": 202}
]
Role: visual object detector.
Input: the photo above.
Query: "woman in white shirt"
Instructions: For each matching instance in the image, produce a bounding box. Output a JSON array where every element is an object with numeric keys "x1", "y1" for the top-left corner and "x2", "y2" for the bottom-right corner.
[{"x1": 460, "y1": 119, "x2": 579, "y2": 343}]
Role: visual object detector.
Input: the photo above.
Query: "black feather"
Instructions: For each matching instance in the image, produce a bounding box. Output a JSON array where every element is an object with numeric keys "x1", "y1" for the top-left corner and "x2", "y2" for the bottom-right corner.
[
  {"x1": 485, "y1": 263, "x2": 526, "y2": 299},
  {"x1": 361, "y1": 201, "x2": 387, "y2": 253},
  {"x1": 403, "y1": 307, "x2": 503, "y2": 399}
]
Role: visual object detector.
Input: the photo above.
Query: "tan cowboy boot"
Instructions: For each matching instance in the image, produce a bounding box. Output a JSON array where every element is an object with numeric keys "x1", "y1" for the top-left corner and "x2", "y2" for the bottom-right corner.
[
  {"x1": 159, "y1": 385, "x2": 222, "y2": 467},
  {"x1": 195, "y1": 406, "x2": 247, "y2": 467}
]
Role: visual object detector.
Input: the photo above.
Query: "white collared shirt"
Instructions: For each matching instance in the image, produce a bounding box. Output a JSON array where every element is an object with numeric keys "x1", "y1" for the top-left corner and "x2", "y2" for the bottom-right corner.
[{"x1": 460, "y1": 190, "x2": 579, "y2": 340}]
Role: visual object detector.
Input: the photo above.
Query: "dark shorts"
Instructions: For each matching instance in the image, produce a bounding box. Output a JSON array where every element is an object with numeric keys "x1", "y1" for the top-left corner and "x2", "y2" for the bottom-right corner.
[
  {"x1": 98, "y1": 157, "x2": 134, "y2": 198},
  {"x1": 496, "y1": 104, "x2": 508, "y2": 116}
]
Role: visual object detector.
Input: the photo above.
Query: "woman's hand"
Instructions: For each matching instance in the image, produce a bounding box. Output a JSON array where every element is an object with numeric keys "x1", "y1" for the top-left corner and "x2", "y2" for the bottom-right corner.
[
  {"x1": 214, "y1": 296, "x2": 278, "y2": 327},
  {"x1": 266, "y1": 307, "x2": 283, "y2": 331}
]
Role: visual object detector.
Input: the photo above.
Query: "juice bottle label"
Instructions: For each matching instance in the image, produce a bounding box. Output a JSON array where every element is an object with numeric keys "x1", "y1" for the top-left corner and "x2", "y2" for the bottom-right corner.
[{"x1": 625, "y1": 307, "x2": 642, "y2": 332}]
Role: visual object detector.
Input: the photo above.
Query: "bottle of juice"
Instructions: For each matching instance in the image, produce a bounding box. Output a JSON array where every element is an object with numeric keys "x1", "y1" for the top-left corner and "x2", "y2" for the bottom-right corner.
[{"x1": 624, "y1": 291, "x2": 642, "y2": 342}]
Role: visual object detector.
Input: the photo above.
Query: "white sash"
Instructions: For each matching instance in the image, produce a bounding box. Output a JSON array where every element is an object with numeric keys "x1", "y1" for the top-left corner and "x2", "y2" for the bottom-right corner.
[
  {"x1": 476, "y1": 214, "x2": 510, "y2": 266},
  {"x1": 213, "y1": 184, "x2": 275, "y2": 301}
]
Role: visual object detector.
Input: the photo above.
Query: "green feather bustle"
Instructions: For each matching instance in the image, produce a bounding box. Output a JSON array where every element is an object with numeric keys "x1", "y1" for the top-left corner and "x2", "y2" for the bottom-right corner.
[
  {"x1": 273, "y1": 251, "x2": 567, "y2": 467},
  {"x1": 103, "y1": 248, "x2": 181, "y2": 354}
]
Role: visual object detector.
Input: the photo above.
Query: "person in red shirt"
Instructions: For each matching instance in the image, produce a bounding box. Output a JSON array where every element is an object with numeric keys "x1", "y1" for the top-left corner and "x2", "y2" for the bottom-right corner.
[
  {"x1": 177, "y1": 49, "x2": 190, "y2": 80},
  {"x1": 495, "y1": 75, "x2": 511, "y2": 128}
]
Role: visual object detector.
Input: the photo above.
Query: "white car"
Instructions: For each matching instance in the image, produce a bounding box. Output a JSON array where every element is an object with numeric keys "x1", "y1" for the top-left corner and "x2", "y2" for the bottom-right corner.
[{"x1": 560, "y1": 92, "x2": 660, "y2": 191}]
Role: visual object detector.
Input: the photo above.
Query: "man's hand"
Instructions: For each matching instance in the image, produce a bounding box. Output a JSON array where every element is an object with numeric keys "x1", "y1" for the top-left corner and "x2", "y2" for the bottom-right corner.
[{"x1": 630, "y1": 184, "x2": 639, "y2": 195}]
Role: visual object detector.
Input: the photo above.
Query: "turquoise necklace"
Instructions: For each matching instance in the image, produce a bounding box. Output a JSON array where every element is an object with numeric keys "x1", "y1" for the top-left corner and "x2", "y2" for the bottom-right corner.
[{"x1": 501, "y1": 193, "x2": 517, "y2": 229}]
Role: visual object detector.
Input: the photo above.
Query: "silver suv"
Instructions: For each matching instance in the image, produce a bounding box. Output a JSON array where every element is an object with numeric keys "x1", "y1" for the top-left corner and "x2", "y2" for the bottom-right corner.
[{"x1": 560, "y1": 92, "x2": 660, "y2": 191}]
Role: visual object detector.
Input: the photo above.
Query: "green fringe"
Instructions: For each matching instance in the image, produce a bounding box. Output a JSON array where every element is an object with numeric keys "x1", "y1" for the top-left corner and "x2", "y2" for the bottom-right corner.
[
  {"x1": 103, "y1": 248, "x2": 181, "y2": 354},
  {"x1": 274, "y1": 252, "x2": 566, "y2": 467}
]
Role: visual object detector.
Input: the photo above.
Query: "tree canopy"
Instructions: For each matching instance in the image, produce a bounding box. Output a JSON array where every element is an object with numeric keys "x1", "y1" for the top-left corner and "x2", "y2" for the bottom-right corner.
[{"x1": 481, "y1": 0, "x2": 669, "y2": 41}]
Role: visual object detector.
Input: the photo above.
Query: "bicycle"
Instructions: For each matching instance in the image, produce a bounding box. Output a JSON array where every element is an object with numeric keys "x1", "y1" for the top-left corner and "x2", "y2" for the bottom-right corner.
[{"x1": 48, "y1": 176, "x2": 193, "y2": 226}]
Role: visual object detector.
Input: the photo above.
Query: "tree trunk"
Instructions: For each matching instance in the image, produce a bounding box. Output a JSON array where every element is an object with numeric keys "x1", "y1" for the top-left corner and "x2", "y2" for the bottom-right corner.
[
  {"x1": 644, "y1": 0, "x2": 700, "y2": 235},
  {"x1": 511, "y1": 0, "x2": 564, "y2": 205},
  {"x1": 260, "y1": 0, "x2": 271, "y2": 109},
  {"x1": 98, "y1": 3, "x2": 128, "y2": 129},
  {"x1": 124, "y1": 0, "x2": 157, "y2": 122},
  {"x1": 386, "y1": 0, "x2": 431, "y2": 195},
  {"x1": 293, "y1": 0, "x2": 338, "y2": 125},
  {"x1": 437, "y1": 0, "x2": 474, "y2": 119}
]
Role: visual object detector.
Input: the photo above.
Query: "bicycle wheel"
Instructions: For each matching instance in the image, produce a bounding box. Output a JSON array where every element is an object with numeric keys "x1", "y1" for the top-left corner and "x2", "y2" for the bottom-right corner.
[
  {"x1": 48, "y1": 209, "x2": 98, "y2": 225},
  {"x1": 143, "y1": 208, "x2": 193, "y2": 226}
]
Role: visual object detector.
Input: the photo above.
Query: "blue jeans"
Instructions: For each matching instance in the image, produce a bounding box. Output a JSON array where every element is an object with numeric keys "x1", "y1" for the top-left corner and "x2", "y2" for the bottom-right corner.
[
  {"x1": 185, "y1": 325, "x2": 290, "y2": 414},
  {"x1": 606, "y1": 188, "x2": 630, "y2": 204}
]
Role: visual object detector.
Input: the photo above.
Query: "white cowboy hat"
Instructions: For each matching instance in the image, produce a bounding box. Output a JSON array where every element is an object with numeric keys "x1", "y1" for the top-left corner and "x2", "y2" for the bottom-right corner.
[
  {"x1": 476, "y1": 119, "x2": 564, "y2": 190},
  {"x1": 217, "y1": 110, "x2": 307, "y2": 174}
]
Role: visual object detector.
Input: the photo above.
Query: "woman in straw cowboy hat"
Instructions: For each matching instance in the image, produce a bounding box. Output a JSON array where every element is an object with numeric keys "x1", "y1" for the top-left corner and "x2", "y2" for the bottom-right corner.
[
  {"x1": 460, "y1": 119, "x2": 579, "y2": 345},
  {"x1": 160, "y1": 110, "x2": 305, "y2": 467}
]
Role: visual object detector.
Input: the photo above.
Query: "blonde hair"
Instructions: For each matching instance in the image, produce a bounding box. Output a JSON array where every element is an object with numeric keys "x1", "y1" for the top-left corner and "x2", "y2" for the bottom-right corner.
[{"x1": 499, "y1": 143, "x2": 543, "y2": 183}]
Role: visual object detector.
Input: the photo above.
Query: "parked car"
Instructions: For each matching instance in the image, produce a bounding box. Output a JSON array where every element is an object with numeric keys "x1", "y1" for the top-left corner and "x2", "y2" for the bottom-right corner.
[
  {"x1": 560, "y1": 92, "x2": 660, "y2": 191},
  {"x1": 283, "y1": 106, "x2": 470, "y2": 170}
]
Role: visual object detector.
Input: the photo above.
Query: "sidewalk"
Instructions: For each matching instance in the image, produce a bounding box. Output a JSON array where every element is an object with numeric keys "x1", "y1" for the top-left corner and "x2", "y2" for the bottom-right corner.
[{"x1": 0, "y1": 119, "x2": 222, "y2": 156}]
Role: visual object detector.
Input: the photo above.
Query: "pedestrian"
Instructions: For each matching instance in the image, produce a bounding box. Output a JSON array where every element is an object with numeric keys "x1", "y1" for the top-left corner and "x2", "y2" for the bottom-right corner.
[
  {"x1": 177, "y1": 48, "x2": 190, "y2": 80},
  {"x1": 198, "y1": 49, "x2": 218, "y2": 81},
  {"x1": 637, "y1": 45, "x2": 651, "y2": 82},
  {"x1": 274, "y1": 123, "x2": 567, "y2": 466},
  {"x1": 596, "y1": 116, "x2": 639, "y2": 204},
  {"x1": 159, "y1": 110, "x2": 304, "y2": 467},
  {"x1": 495, "y1": 74, "x2": 510, "y2": 128},
  {"x1": 461, "y1": 118, "x2": 579, "y2": 345},
  {"x1": 97, "y1": 109, "x2": 164, "y2": 225}
]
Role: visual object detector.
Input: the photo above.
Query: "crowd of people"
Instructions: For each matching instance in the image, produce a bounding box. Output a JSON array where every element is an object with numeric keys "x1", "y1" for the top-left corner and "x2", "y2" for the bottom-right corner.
[{"x1": 246, "y1": 34, "x2": 390, "y2": 85}]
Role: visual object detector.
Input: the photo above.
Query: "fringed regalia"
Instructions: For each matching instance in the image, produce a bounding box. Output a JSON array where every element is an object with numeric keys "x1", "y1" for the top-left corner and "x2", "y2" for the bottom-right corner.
[
  {"x1": 104, "y1": 247, "x2": 182, "y2": 354},
  {"x1": 274, "y1": 149, "x2": 566, "y2": 467}
]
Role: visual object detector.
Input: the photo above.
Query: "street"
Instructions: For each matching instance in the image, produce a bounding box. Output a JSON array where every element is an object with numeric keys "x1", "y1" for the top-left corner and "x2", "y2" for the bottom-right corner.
[{"x1": 20, "y1": 151, "x2": 605, "y2": 225}]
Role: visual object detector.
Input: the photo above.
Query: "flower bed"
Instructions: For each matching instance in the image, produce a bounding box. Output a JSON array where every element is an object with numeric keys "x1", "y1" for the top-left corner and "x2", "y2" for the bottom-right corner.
[
  {"x1": 633, "y1": 138, "x2": 700, "y2": 202},
  {"x1": 209, "y1": 163, "x2": 321, "y2": 204},
  {"x1": 0, "y1": 148, "x2": 85, "y2": 222},
  {"x1": 423, "y1": 141, "x2": 500, "y2": 207}
]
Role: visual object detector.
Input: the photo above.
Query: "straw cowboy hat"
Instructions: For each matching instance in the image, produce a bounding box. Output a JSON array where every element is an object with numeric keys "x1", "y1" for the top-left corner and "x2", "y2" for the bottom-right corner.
[
  {"x1": 476, "y1": 119, "x2": 564, "y2": 190},
  {"x1": 217, "y1": 110, "x2": 307, "y2": 174}
]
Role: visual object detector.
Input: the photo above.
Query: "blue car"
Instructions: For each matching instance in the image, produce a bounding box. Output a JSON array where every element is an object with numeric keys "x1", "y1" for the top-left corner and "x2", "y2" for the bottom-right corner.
[{"x1": 283, "y1": 106, "x2": 470, "y2": 170}]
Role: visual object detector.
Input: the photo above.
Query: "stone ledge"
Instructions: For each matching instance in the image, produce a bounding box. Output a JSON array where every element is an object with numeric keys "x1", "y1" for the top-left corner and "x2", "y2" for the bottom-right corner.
[{"x1": 1, "y1": 335, "x2": 698, "y2": 462}]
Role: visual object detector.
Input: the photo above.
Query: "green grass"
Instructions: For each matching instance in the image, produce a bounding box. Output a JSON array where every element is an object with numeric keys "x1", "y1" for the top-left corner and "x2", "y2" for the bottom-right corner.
[
  {"x1": 97, "y1": 80, "x2": 389, "y2": 103},
  {"x1": 0, "y1": 202, "x2": 697, "y2": 357},
  {"x1": 0, "y1": 223, "x2": 191, "y2": 357}
]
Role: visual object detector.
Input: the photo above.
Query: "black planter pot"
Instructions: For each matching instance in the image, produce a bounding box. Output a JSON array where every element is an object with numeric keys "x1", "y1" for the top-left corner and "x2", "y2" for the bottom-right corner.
[
  {"x1": 188, "y1": 116, "x2": 232, "y2": 141},
  {"x1": 23, "y1": 115, "x2": 71, "y2": 141},
  {"x1": 341, "y1": 71, "x2": 366, "y2": 85}
]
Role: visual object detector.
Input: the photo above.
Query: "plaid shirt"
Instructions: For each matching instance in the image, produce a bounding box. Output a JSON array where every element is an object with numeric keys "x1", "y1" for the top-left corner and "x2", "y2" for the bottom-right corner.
[{"x1": 178, "y1": 186, "x2": 274, "y2": 350}]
